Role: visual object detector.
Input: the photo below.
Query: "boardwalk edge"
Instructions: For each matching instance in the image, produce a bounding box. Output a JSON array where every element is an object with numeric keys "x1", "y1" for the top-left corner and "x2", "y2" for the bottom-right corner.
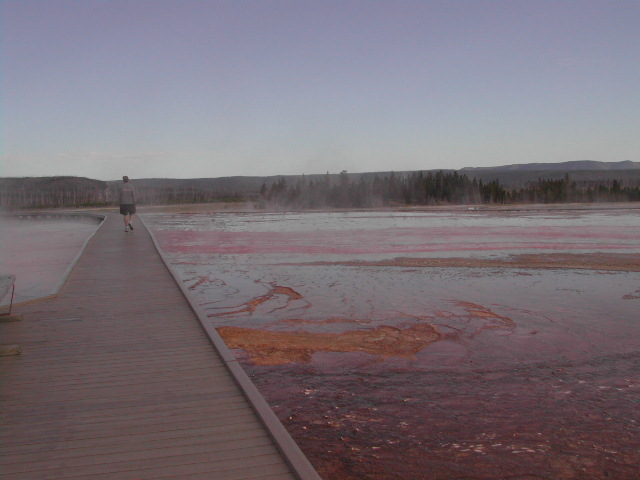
[
  {"x1": 141, "y1": 216, "x2": 323, "y2": 480},
  {"x1": 52, "y1": 213, "x2": 107, "y2": 295}
]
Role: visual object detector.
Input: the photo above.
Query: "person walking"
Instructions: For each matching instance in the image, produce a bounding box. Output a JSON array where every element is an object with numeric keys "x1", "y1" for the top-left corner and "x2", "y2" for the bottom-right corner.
[{"x1": 118, "y1": 176, "x2": 137, "y2": 232}]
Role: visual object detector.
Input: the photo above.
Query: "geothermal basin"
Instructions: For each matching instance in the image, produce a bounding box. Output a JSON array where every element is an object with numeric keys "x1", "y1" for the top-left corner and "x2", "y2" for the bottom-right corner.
[{"x1": 146, "y1": 207, "x2": 640, "y2": 480}]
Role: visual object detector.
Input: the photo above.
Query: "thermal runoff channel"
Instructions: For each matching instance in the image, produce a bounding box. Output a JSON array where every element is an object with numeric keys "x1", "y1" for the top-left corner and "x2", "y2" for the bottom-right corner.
[{"x1": 148, "y1": 209, "x2": 640, "y2": 480}]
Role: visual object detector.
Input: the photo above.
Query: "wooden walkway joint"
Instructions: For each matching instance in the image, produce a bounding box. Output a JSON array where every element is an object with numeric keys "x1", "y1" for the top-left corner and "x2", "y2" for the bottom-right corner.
[{"x1": 0, "y1": 213, "x2": 322, "y2": 480}]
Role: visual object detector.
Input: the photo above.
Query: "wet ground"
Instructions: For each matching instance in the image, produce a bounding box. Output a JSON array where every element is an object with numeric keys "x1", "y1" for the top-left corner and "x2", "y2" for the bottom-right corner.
[
  {"x1": 146, "y1": 208, "x2": 640, "y2": 479},
  {"x1": 0, "y1": 214, "x2": 102, "y2": 305}
]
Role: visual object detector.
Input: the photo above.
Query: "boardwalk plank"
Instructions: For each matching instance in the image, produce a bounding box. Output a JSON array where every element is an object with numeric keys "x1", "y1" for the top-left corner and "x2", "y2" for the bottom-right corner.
[
  {"x1": 0, "y1": 401, "x2": 252, "y2": 431},
  {"x1": 0, "y1": 416, "x2": 260, "y2": 456},
  {"x1": 6, "y1": 448, "x2": 286, "y2": 480},
  {"x1": 0, "y1": 408, "x2": 259, "y2": 441},
  {"x1": 2, "y1": 347, "x2": 221, "y2": 367},
  {"x1": 1, "y1": 424, "x2": 267, "y2": 464},
  {"x1": 1, "y1": 365, "x2": 230, "y2": 386},
  {"x1": 1, "y1": 390, "x2": 245, "y2": 420},
  {"x1": 2, "y1": 435, "x2": 276, "y2": 475},
  {"x1": 83, "y1": 459, "x2": 295, "y2": 480},
  {"x1": 1, "y1": 370, "x2": 239, "y2": 397},
  {"x1": 0, "y1": 400, "x2": 256, "y2": 429}
]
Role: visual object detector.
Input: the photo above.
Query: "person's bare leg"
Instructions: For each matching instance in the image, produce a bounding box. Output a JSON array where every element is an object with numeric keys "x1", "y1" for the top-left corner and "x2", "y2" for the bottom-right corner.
[
  {"x1": 129, "y1": 213, "x2": 136, "y2": 228},
  {"x1": 124, "y1": 214, "x2": 130, "y2": 231}
]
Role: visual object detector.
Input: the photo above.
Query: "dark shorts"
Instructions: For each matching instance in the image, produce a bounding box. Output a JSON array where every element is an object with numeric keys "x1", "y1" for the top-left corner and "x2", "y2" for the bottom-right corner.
[{"x1": 120, "y1": 204, "x2": 136, "y2": 215}]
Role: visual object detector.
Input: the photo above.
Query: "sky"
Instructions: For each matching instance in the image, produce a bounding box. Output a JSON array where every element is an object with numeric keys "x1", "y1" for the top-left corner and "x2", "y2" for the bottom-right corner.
[{"x1": 1, "y1": 0, "x2": 639, "y2": 181}]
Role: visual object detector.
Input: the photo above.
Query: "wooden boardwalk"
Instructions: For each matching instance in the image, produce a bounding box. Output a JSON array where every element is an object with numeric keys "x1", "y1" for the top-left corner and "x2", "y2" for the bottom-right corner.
[{"x1": 0, "y1": 214, "x2": 321, "y2": 480}]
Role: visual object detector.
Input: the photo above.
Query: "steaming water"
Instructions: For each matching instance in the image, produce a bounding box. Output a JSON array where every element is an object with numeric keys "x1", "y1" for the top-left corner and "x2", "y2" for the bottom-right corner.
[
  {"x1": 0, "y1": 215, "x2": 101, "y2": 305},
  {"x1": 146, "y1": 209, "x2": 640, "y2": 367},
  {"x1": 146, "y1": 209, "x2": 640, "y2": 478}
]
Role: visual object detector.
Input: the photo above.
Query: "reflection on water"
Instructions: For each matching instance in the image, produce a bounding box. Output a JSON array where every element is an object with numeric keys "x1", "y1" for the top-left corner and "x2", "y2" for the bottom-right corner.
[
  {"x1": 0, "y1": 214, "x2": 102, "y2": 304},
  {"x1": 147, "y1": 209, "x2": 640, "y2": 480},
  {"x1": 152, "y1": 209, "x2": 640, "y2": 232},
  {"x1": 152, "y1": 209, "x2": 640, "y2": 263}
]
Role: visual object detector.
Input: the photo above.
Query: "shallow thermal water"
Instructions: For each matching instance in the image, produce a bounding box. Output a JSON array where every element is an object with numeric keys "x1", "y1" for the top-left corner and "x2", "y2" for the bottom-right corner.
[
  {"x1": 146, "y1": 209, "x2": 640, "y2": 480},
  {"x1": 0, "y1": 214, "x2": 102, "y2": 305}
]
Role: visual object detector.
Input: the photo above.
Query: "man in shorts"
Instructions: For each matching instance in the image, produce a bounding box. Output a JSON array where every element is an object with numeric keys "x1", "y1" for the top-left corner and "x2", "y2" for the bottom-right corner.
[{"x1": 119, "y1": 176, "x2": 137, "y2": 232}]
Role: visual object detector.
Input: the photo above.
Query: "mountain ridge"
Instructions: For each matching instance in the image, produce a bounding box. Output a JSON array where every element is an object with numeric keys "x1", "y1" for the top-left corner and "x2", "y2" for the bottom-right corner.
[
  {"x1": 2, "y1": 161, "x2": 639, "y2": 197},
  {"x1": 461, "y1": 160, "x2": 640, "y2": 172}
]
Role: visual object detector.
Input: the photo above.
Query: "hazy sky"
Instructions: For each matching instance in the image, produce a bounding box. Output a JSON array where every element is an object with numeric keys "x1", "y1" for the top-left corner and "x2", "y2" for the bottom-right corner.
[{"x1": 2, "y1": 0, "x2": 639, "y2": 180}]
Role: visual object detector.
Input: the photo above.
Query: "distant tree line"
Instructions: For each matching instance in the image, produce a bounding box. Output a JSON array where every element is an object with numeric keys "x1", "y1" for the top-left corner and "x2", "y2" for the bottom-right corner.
[
  {"x1": 0, "y1": 176, "x2": 243, "y2": 210},
  {"x1": 509, "y1": 174, "x2": 640, "y2": 203},
  {"x1": 259, "y1": 171, "x2": 640, "y2": 208},
  {"x1": 1, "y1": 172, "x2": 639, "y2": 210},
  {"x1": 105, "y1": 183, "x2": 244, "y2": 206},
  {"x1": 0, "y1": 177, "x2": 109, "y2": 209}
]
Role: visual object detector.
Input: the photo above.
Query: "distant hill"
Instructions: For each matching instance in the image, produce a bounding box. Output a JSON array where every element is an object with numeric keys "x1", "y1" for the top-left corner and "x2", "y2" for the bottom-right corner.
[
  {"x1": 152, "y1": 161, "x2": 637, "y2": 192},
  {"x1": 459, "y1": 161, "x2": 640, "y2": 188},
  {"x1": 125, "y1": 161, "x2": 640, "y2": 193},
  {"x1": 461, "y1": 160, "x2": 640, "y2": 172},
  {"x1": 106, "y1": 171, "x2": 427, "y2": 196},
  {"x1": 2, "y1": 161, "x2": 639, "y2": 209},
  {"x1": 0, "y1": 176, "x2": 108, "y2": 209}
]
